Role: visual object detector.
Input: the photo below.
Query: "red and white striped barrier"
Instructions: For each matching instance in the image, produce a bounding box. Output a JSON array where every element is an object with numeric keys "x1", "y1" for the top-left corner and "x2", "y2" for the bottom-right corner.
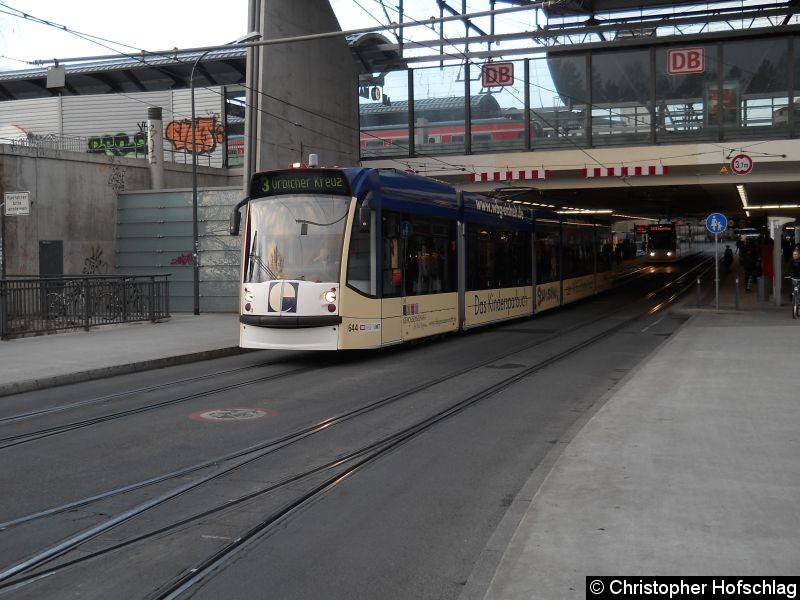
[
  {"x1": 583, "y1": 165, "x2": 668, "y2": 177},
  {"x1": 470, "y1": 169, "x2": 551, "y2": 183}
]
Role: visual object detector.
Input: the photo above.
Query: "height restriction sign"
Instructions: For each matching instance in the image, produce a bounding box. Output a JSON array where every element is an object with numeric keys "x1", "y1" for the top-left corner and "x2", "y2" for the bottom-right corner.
[{"x1": 730, "y1": 153, "x2": 753, "y2": 175}]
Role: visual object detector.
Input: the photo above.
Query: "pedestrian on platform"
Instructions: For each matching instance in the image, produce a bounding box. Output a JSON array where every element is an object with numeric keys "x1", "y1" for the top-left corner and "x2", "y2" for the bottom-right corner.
[
  {"x1": 789, "y1": 247, "x2": 800, "y2": 302},
  {"x1": 741, "y1": 243, "x2": 756, "y2": 291},
  {"x1": 790, "y1": 247, "x2": 800, "y2": 279},
  {"x1": 723, "y1": 245, "x2": 734, "y2": 273}
]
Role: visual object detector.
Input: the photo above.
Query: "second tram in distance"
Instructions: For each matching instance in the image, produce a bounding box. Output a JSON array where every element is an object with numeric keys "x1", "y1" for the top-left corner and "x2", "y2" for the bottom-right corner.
[
  {"x1": 231, "y1": 165, "x2": 614, "y2": 350},
  {"x1": 644, "y1": 222, "x2": 699, "y2": 263}
]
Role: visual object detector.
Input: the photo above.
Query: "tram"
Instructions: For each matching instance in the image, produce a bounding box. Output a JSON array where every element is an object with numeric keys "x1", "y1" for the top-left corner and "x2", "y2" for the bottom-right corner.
[
  {"x1": 230, "y1": 165, "x2": 613, "y2": 350},
  {"x1": 645, "y1": 223, "x2": 681, "y2": 263}
]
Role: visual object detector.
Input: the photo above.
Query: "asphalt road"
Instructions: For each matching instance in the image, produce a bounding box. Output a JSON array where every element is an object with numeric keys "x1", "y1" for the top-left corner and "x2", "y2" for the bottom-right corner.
[{"x1": 0, "y1": 268, "x2": 689, "y2": 599}]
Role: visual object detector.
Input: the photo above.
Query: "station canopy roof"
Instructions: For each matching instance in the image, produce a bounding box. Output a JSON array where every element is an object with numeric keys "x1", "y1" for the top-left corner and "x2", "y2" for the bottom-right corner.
[{"x1": 0, "y1": 33, "x2": 401, "y2": 102}]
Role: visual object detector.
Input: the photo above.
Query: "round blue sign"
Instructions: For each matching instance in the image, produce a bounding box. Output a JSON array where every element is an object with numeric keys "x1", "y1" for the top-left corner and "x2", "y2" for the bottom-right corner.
[{"x1": 705, "y1": 213, "x2": 728, "y2": 235}]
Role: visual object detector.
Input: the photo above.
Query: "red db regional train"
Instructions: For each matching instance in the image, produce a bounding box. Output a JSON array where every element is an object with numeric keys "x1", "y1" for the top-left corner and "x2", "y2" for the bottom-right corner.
[{"x1": 230, "y1": 165, "x2": 613, "y2": 350}]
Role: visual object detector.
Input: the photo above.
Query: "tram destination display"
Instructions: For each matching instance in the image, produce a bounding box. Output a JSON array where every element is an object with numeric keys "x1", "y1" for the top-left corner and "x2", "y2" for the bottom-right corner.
[{"x1": 250, "y1": 170, "x2": 351, "y2": 198}]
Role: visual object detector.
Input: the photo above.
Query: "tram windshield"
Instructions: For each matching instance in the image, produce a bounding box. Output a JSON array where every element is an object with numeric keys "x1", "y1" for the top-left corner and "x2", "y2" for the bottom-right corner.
[
  {"x1": 244, "y1": 194, "x2": 349, "y2": 283},
  {"x1": 649, "y1": 231, "x2": 674, "y2": 250}
]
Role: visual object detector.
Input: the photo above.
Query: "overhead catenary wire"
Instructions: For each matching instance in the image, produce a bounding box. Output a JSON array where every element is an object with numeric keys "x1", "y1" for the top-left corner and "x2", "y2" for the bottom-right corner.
[{"x1": 0, "y1": 0, "x2": 791, "y2": 181}]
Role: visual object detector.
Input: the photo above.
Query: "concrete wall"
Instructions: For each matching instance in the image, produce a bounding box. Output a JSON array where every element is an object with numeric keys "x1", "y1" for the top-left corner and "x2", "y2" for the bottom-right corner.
[
  {"x1": 254, "y1": 0, "x2": 359, "y2": 170},
  {"x1": 0, "y1": 144, "x2": 239, "y2": 277}
]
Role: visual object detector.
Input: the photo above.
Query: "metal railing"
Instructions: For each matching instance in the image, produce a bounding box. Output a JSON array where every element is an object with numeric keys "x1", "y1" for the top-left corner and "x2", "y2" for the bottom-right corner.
[{"x1": 0, "y1": 274, "x2": 170, "y2": 340}]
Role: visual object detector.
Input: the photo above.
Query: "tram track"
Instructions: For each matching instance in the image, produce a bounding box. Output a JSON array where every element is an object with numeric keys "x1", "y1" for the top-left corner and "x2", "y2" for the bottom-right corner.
[
  {"x1": 0, "y1": 261, "x2": 708, "y2": 531},
  {"x1": 0, "y1": 263, "x2": 705, "y2": 597},
  {"x1": 0, "y1": 365, "x2": 314, "y2": 449},
  {"x1": 0, "y1": 257, "x2": 708, "y2": 451}
]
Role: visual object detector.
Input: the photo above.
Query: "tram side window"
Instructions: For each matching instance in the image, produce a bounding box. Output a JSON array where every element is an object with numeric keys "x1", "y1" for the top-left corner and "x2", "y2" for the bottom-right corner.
[
  {"x1": 562, "y1": 223, "x2": 595, "y2": 279},
  {"x1": 467, "y1": 225, "x2": 532, "y2": 290},
  {"x1": 596, "y1": 225, "x2": 613, "y2": 273},
  {"x1": 381, "y1": 211, "x2": 457, "y2": 297},
  {"x1": 535, "y1": 221, "x2": 561, "y2": 284}
]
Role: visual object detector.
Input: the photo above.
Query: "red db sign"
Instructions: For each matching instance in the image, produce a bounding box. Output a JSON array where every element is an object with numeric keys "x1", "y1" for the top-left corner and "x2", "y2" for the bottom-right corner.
[
  {"x1": 481, "y1": 62, "x2": 514, "y2": 87},
  {"x1": 667, "y1": 48, "x2": 705, "y2": 74}
]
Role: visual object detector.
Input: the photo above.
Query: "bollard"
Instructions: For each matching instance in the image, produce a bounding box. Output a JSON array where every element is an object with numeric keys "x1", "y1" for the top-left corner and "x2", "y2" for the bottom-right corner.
[
  {"x1": 696, "y1": 277, "x2": 702, "y2": 307},
  {"x1": 735, "y1": 276, "x2": 739, "y2": 310}
]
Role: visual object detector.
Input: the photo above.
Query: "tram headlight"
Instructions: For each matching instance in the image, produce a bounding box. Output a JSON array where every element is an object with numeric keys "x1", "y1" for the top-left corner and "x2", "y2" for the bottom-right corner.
[
  {"x1": 667, "y1": 251, "x2": 673, "y2": 256},
  {"x1": 649, "y1": 251, "x2": 656, "y2": 257},
  {"x1": 244, "y1": 288, "x2": 254, "y2": 302},
  {"x1": 322, "y1": 289, "x2": 337, "y2": 304}
]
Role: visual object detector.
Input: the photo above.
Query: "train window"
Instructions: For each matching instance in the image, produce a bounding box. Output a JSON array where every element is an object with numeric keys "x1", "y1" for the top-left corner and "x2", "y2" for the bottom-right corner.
[
  {"x1": 535, "y1": 221, "x2": 561, "y2": 284},
  {"x1": 596, "y1": 225, "x2": 613, "y2": 273},
  {"x1": 381, "y1": 211, "x2": 457, "y2": 297},
  {"x1": 467, "y1": 225, "x2": 532, "y2": 291},
  {"x1": 562, "y1": 222, "x2": 595, "y2": 279}
]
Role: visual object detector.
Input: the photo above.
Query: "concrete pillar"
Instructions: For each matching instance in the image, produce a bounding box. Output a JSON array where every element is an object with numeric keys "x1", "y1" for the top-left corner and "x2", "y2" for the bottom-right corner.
[
  {"x1": 770, "y1": 216, "x2": 793, "y2": 306},
  {"x1": 253, "y1": 0, "x2": 359, "y2": 170},
  {"x1": 147, "y1": 106, "x2": 165, "y2": 190}
]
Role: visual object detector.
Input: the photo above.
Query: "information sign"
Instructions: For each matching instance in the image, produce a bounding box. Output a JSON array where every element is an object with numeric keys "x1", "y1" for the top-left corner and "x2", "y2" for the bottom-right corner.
[{"x1": 4, "y1": 191, "x2": 30, "y2": 216}]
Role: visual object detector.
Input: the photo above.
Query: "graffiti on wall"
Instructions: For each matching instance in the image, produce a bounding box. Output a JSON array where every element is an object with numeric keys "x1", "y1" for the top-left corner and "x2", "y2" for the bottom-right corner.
[
  {"x1": 82, "y1": 245, "x2": 109, "y2": 275},
  {"x1": 88, "y1": 122, "x2": 148, "y2": 156},
  {"x1": 108, "y1": 166, "x2": 126, "y2": 192},
  {"x1": 80, "y1": 114, "x2": 227, "y2": 157},
  {"x1": 165, "y1": 115, "x2": 225, "y2": 155},
  {"x1": 170, "y1": 253, "x2": 194, "y2": 266}
]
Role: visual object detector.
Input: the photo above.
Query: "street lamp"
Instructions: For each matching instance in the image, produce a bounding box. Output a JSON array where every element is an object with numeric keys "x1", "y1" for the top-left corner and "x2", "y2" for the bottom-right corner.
[{"x1": 190, "y1": 31, "x2": 261, "y2": 315}]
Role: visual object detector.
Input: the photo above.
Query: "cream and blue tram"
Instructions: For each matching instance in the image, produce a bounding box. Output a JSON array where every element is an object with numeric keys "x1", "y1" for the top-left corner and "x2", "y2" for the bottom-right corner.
[{"x1": 230, "y1": 166, "x2": 612, "y2": 350}]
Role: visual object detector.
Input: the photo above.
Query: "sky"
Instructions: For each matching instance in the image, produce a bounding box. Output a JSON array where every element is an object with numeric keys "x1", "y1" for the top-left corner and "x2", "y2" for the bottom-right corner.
[{"x1": 0, "y1": 0, "x2": 518, "y2": 72}]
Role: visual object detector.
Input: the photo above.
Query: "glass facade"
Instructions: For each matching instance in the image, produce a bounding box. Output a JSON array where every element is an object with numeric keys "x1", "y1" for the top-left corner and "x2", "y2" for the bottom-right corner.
[
  {"x1": 414, "y1": 65, "x2": 466, "y2": 156},
  {"x1": 655, "y1": 45, "x2": 717, "y2": 142},
  {"x1": 358, "y1": 34, "x2": 798, "y2": 159},
  {"x1": 722, "y1": 39, "x2": 790, "y2": 139},
  {"x1": 591, "y1": 49, "x2": 652, "y2": 146},
  {"x1": 535, "y1": 55, "x2": 587, "y2": 147}
]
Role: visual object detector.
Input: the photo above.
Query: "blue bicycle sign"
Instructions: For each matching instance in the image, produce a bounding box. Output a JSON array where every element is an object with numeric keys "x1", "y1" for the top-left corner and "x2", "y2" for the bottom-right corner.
[{"x1": 705, "y1": 212, "x2": 728, "y2": 235}]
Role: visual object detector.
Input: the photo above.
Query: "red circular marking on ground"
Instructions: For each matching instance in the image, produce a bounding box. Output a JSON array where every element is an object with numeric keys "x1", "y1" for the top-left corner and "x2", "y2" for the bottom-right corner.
[{"x1": 189, "y1": 408, "x2": 277, "y2": 422}]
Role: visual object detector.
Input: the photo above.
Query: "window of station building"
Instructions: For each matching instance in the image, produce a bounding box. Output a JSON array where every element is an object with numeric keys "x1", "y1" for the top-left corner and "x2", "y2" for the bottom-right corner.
[
  {"x1": 591, "y1": 49, "x2": 652, "y2": 146},
  {"x1": 655, "y1": 45, "x2": 718, "y2": 143},
  {"x1": 413, "y1": 65, "x2": 466, "y2": 156},
  {"x1": 721, "y1": 38, "x2": 790, "y2": 138},
  {"x1": 224, "y1": 87, "x2": 246, "y2": 167},
  {"x1": 794, "y1": 40, "x2": 800, "y2": 137},
  {"x1": 536, "y1": 55, "x2": 588, "y2": 148},
  {"x1": 359, "y1": 70, "x2": 410, "y2": 159},
  {"x1": 562, "y1": 221, "x2": 595, "y2": 279},
  {"x1": 534, "y1": 219, "x2": 561, "y2": 284},
  {"x1": 380, "y1": 211, "x2": 457, "y2": 298},
  {"x1": 467, "y1": 225, "x2": 532, "y2": 291},
  {"x1": 471, "y1": 60, "x2": 527, "y2": 154}
]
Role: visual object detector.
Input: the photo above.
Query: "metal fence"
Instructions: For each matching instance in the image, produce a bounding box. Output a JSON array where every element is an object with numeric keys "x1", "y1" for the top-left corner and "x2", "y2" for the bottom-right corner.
[{"x1": 0, "y1": 274, "x2": 170, "y2": 340}]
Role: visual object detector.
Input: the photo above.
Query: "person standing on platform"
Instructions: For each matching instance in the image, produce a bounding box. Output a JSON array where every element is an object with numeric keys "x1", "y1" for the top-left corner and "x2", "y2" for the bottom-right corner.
[
  {"x1": 741, "y1": 242, "x2": 756, "y2": 291},
  {"x1": 789, "y1": 247, "x2": 800, "y2": 302},
  {"x1": 790, "y1": 247, "x2": 800, "y2": 279},
  {"x1": 723, "y1": 245, "x2": 734, "y2": 273}
]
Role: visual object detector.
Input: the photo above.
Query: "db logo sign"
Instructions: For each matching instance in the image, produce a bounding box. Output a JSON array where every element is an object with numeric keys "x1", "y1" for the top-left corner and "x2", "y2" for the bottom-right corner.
[
  {"x1": 667, "y1": 48, "x2": 705, "y2": 74},
  {"x1": 481, "y1": 62, "x2": 514, "y2": 87}
]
